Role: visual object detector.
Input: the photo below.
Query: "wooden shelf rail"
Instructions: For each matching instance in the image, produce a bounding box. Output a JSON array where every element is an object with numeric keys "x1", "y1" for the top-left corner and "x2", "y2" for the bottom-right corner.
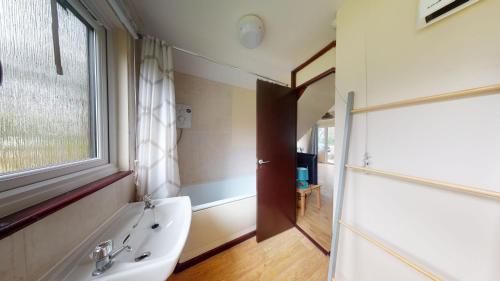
[
  {"x1": 351, "y1": 83, "x2": 500, "y2": 114},
  {"x1": 339, "y1": 220, "x2": 442, "y2": 281},
  {"x1": 329, "y1": 85, "x2": 500, "y2": 281},
  {"x1": 347, "y1": 165, "x2": 500, "y2": 200}
]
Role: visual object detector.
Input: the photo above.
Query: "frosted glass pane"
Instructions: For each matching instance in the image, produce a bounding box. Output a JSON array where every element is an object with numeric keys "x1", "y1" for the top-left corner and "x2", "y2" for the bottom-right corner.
[{"x1": 0, "y1": 1, "x2": 94, "y2": 175}]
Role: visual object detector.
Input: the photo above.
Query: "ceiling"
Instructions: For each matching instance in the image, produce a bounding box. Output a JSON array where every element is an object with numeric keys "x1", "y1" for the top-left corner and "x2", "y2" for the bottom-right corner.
[{"x1": 124, "y1": 0, "x2": 341, "y2": 84}]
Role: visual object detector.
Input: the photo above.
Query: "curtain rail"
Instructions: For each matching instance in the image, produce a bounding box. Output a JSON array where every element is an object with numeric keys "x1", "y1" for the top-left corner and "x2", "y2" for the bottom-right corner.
[
  {"x1": 339, "y1": 220, "x2": 442, "y2": 281},
  {"x1": 347, "y1": 165, "x2": 500, "y2": 200},
  {"x1": 170, "y1": 46, "x2": 288, "y2": 86},
  {"x1": 351, "y1": 84, "x2": 500, "y2": 114},
  {"x1": 105, "y1": 0, "x2": 288, "y2": 86}
]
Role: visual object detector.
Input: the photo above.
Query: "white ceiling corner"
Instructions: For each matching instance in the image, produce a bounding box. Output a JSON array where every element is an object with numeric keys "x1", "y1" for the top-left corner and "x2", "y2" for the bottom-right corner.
[
  {"x1": 124, "y1": 0, "x2": 340, "y2": 88},
  {"x1": 81, "y1": 0, "x2": 123, "y2": 30}
]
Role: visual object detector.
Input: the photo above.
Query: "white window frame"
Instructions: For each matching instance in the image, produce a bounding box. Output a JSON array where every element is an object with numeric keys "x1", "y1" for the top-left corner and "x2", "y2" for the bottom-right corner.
[
  {"x1": 0, "y1": 0, "x2": 120, "y2": 216},
  {"x1": 317, "y1": 119, "x2": 335, "y2": 165}
]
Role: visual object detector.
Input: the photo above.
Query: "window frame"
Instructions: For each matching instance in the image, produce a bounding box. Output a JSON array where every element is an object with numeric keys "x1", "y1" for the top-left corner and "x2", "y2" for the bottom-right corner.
[
  {"x1": 317, "y1": 120, "x2": 335, "y2": 164},
  {"x1": 0, "y1": 0, "x2": 119, "y2": 215}
]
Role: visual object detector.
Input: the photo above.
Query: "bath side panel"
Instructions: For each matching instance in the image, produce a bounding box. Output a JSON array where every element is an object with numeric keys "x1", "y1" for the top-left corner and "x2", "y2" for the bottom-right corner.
[{"x1": 179, "y1": 196, "x2": 256, "y2": 263}]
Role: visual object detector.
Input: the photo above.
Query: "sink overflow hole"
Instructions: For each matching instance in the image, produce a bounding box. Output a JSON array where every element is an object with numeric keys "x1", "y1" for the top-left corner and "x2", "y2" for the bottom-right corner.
[
  {"x1": 135, "y1": 251, "x2": 151, "y2": 262},
  {"x1": 151, "y1": 223, "x2": 160, "y2": 229},
  {"x1": 134, "y1": 251, "x2": 151, "y2": 262}
]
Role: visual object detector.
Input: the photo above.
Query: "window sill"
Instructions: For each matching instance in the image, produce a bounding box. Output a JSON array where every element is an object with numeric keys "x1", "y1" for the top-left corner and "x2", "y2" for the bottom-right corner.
[
  {"x1": 0, "y1": 170, "x2": 132, "y2": 240},
  {"x1": 0, "y1": 164, "x2": 122, "y2": 216}
]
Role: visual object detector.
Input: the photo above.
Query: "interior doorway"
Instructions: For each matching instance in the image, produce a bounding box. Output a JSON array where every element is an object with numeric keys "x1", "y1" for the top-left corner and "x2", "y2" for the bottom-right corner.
[
  {"x1": 295, "y1": 73, "x2": 335, "y2": 253},
  {"x1": 256, "y1": 80, "x2": 298, "y2": 242}
]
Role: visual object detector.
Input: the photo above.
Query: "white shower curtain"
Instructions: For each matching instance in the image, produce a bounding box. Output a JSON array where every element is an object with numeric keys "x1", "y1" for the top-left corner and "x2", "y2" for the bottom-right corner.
[{"x1": 136, "y1": 37, "x2": 180, "y2": 199}]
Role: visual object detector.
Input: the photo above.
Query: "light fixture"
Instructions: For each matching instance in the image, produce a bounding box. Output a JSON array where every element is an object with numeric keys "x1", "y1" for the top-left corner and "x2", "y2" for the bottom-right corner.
[
  {"x1": 238, "y1": 15, "x2": 264, "y2": 49},
  {"x1": 321, "y1": 112, "x2": 335, "y2": 120}
]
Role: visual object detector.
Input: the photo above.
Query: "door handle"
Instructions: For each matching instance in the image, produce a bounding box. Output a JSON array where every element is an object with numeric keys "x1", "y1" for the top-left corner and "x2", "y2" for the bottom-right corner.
[{"x1": 258, "y1": 159, "x2": 271, "y2": 165}]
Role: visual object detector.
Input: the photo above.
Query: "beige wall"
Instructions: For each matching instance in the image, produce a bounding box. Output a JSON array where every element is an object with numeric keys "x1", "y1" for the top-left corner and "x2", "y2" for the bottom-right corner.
[
  {"x1": 0, "y1": 176, "x2": 135, "y2": 281},
  {"x1": 334, "y1": 0, "x2": 500, "y2": 280},
  {"x1": 115, "y1": 30, "x2": 136, "y2": 171},
  {"x1": 175, "y1": 72, "x2": 256, "y2": 186}
]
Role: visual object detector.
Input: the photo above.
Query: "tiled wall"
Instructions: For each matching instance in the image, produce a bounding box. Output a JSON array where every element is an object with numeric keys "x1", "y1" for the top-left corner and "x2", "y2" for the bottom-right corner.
[
  {"x1": 0, "y1": 175, "x2": 135, "y2": 281},
  {"x1": 175, "y1": 72, "x2": 257, "y2": 186}
]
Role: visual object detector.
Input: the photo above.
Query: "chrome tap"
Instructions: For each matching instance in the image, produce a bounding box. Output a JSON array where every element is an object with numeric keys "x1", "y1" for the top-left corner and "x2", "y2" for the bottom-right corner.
[{"x1": 92, "y1": 240, "x2": 131, "y2": 276}]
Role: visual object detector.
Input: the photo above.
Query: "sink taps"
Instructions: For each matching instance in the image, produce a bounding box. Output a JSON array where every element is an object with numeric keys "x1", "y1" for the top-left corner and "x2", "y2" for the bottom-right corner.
[{"x1": 92, "y1": 240, "x2": 131, "y2": 276}]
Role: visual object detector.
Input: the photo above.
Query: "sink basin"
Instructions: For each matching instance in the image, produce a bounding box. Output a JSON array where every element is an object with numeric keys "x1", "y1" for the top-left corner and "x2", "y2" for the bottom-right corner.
[{"x1": 50, "y1": 196, "x2": 191, "y2": 281}]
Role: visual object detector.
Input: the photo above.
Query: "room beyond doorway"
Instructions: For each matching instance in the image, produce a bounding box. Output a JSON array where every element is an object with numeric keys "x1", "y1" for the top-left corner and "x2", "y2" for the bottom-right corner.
[
  {"x1": 295, "y1": 71, "x2": 335, "y2": 253},
  {"x1": 318, "y1": 120, "x2": 335, "y2": 165}
]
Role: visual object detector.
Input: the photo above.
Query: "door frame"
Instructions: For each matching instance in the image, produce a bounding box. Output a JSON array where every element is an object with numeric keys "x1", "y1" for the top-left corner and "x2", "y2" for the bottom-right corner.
[
  {"x1": 291, "y1": 40, "x2": 336, "y2": 92},
  {"x1": 287, "y1": 40, "x2": 337, "y2": 254}
]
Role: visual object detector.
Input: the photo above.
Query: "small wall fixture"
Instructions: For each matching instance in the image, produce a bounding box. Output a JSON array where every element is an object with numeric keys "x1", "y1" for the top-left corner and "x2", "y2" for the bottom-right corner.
[
  {"x1": 321, "y1": 112, "x2": 335, "y2": 120},
  {"x1": 238, "y1": 15, "x2": 264, "y2": 49}
]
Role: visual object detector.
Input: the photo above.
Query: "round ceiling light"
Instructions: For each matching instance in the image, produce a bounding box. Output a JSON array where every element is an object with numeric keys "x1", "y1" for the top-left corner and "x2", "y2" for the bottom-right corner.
[{"x1": 238, "y1": 15, "x2": 264, "y2": 49}]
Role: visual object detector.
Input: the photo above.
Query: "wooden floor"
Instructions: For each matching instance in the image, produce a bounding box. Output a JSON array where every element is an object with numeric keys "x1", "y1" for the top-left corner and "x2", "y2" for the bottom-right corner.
[
  {"x1": 296, "y1": 192, "x2": 333, "y2": 250},
  {"x1": 296, "y1": 163, "x2": 334, "y2": 251},
  {"x1": 167, "y1": 228, "x2": 329, "y2": 281}
]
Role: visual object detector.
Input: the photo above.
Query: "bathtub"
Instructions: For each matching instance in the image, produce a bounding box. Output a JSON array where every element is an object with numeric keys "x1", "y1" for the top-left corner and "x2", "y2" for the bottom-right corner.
[{"x1": 178, "y1": 176, "x2": 256, "y2": 263}]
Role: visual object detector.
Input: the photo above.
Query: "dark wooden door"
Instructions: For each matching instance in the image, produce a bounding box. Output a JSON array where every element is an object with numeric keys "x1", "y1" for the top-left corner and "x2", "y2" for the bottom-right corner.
[{"x1": 256, "y1": 79, "x2": 297, "y2": 242}]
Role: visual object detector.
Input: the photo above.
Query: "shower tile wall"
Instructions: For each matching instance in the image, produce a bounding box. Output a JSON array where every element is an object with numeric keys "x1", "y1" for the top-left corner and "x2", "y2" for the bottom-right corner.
[{"x1": 174, "y1": 72, "x2": 256, "y2": 186}]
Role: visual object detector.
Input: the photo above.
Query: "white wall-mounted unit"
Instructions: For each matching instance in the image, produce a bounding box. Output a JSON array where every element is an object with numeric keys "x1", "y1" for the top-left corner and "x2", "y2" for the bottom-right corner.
[
  {"x1": 238, "y1": 15, "x2": 264, "y2": 49},
  {"x1": 417, "y1": 0, "x2": 481, "y2": 29}
]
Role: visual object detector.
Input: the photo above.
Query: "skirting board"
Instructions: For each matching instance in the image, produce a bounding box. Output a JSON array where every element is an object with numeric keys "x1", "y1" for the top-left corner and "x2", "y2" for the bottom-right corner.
[
  {"x1": 174, "y1": 230, "x2": 256, "y2": 273},
  {"x1": 173, "y1": 226, "x2": 329, "y2": 274},
  {"x1": 295, "y1": 224, "x2": 330, "y2": 256}
]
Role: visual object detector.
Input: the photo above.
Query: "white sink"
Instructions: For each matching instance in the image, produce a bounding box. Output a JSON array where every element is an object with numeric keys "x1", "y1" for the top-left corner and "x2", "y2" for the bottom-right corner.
[{"x1": 48, "y1": 196, "x2": 192, "y2": 281}]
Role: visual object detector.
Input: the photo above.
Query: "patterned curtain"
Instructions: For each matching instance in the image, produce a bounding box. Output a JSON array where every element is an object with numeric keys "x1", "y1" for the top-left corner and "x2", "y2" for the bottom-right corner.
[
  {"x1": 136, "y1": 37, "x2": 180, "y2": 199},
  {"x1": 309, "y1": 124, "x2": 319, "y2": 155}
]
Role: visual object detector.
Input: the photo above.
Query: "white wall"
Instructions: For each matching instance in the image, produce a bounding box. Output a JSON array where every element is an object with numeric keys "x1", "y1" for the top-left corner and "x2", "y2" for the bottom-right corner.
[
  {"x1": 297, "y1": 74, "x2": 335, "y2": 140},
  {"x1": 296, "y1": 47, "x2": 336, "y2": 86},
  {"x1": 334, "y1": 1, "x2": 500, "y2": 281},
  {"x1": 298, "y1": 128, "x2": 312, "y2": 153}
]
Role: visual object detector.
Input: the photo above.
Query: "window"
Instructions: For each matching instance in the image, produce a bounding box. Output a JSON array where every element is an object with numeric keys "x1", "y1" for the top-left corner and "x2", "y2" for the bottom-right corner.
[
  {"x1": 318, "y1": 127, "x2": 327, "y2": 156},
  {"x1": 0, "y1": 1, "x2": 109, "y2": 192},
  {"x1": 327, "y1": 127, "x2": 335, "y2": 164},
  {"x1": 317, "y1": 125, "x2": 335, "y2": 164}
]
